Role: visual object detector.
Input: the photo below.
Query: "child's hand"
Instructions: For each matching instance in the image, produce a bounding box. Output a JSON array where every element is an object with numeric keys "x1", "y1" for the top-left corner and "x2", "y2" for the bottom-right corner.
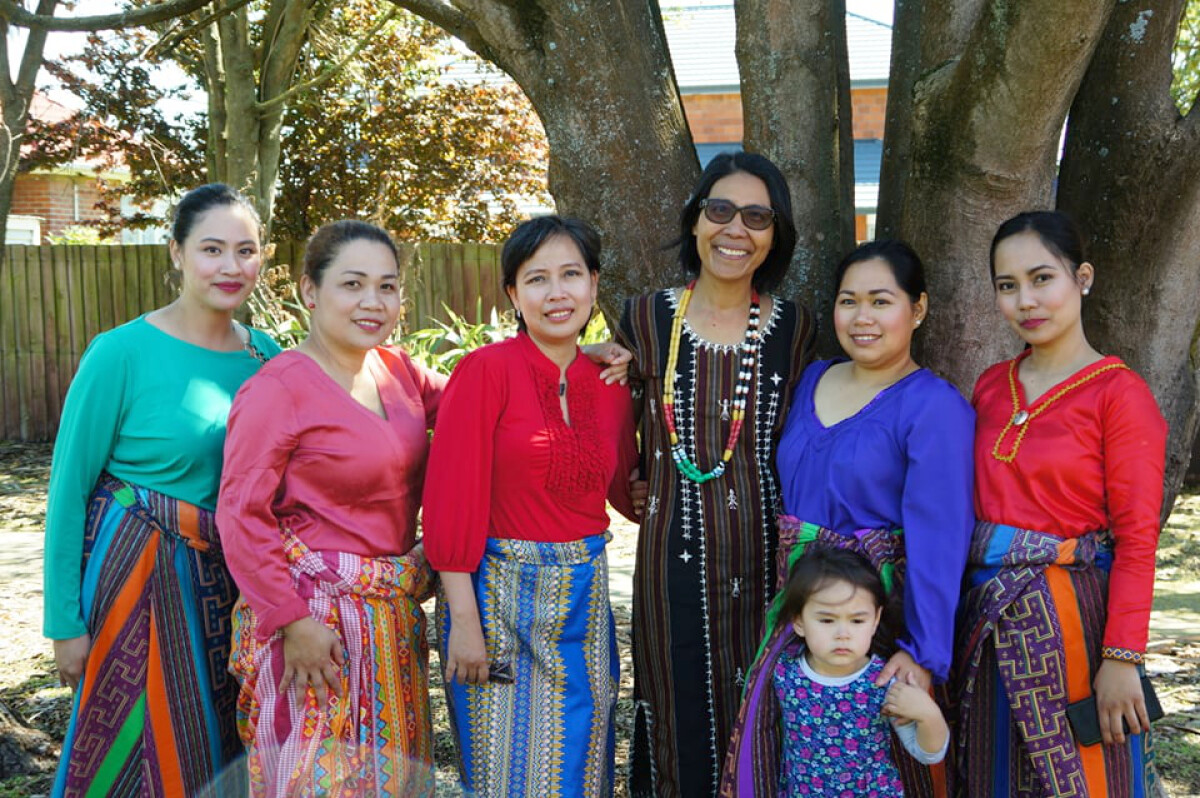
[
  {"x1": 884, "y1": 673, "x2": 949, "y2": 756},
  {"x1": 883, "y1": 676, "x2": 938, "y2": 725}
]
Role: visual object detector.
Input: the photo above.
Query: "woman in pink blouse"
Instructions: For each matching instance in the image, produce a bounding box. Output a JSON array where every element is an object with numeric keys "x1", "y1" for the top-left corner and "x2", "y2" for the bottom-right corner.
[
  {"x1": 422, "y1": 216, "x2": 640, "y2": 797},
  {"x1": 217, "y1": 221, "x2": 443, "y2": 796}
]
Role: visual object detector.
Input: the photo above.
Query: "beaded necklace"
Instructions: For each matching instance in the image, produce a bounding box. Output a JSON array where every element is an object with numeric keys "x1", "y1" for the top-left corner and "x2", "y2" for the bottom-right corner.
[
  {"x1": 991, "y1": 356, "x2": 1128, "y2": 462},
  {"x1": 663, "y1": 281, "x2": 761, "y2": 483}
]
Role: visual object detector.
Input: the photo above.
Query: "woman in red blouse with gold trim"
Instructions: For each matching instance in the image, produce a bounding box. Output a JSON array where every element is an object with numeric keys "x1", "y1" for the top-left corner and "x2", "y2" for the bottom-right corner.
[
  {"x1": 955, "y1": 211, "x2": 1166, "y2": 797},
  {"x1": 422, "y1": 215, "x2": 639, "y2": 797}
]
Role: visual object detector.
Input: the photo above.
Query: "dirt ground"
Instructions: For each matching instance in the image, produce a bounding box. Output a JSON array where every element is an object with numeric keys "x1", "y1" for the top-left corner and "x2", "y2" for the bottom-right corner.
[{"x1": 1, "y1": 440, "x2": 1198, "y2": 796}]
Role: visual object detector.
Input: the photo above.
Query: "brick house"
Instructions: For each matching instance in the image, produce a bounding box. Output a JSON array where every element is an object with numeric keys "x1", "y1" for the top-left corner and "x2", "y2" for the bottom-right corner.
[
  {"x1": 666, "y1": 3, "x2": 891, "y2": 240},
  {"x1": 6, "y1": 93, "x2": 166, "y2": 245},
  {"x1": 6, "y1": 94, "x2": 112, "y2": 244}
]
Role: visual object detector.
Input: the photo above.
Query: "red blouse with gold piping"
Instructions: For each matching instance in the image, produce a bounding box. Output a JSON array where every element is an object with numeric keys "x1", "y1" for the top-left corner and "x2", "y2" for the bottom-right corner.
[
  {"x1": 422, "y1": 332, "x2": 640, "y2": 573},
  {"x1": 972, "y1": 350, "x2": 1167, "y2": 654}
]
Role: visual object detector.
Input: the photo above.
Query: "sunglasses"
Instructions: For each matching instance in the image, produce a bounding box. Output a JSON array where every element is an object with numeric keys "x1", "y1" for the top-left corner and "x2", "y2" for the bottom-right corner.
[{"x1": 699, "y1": 198, "x2": 776, "y2": 231}]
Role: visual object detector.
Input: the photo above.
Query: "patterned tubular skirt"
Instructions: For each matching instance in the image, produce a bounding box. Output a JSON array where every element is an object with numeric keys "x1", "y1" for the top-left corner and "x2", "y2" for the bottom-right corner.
[
  {"x1": 720, "y1": 518, "x2": 949, "y2": 798},
  {"x1": 229, "y1": 530, "x2": 436, "y2": 798},
  {"x1": 954, "y1": 521, "x2": 1158, "y2": 798},
  {"x1": 53, "y1": 473, "x2": 241, "y2": 798},
  {"x1": 438, "y1": 532, "x2": 618, "y2": 798}
]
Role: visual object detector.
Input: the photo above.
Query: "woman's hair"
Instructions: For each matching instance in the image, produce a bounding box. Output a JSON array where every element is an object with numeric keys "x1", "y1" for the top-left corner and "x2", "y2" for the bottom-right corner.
[
  {"x1": 304, "y1": 220, "x2": 399, "y2": 286},
  {"x1": 674, "y1": 151, "x2": 797, "y2": 292},
  {"x1": 778, "y1": 546, "x2": 898, "y2": 654},
  {"x1": 834, "y1": 239, "x2": 927, "y2": 303},
  {"x1": 501, "y1": 215, "x2": 601, "y2": 332},
  {"x1": 171, "y1": 183, "x2": 261, "y2": 246},
  {"x1": 989, "y1": 210, "x2": 1086, "y2": 279}
]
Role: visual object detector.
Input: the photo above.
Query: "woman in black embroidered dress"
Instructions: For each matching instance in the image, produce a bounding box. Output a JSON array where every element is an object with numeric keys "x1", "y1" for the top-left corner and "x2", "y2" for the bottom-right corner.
[{"x1": 617, "y1": 152, "x2": 815, "y2": 798}]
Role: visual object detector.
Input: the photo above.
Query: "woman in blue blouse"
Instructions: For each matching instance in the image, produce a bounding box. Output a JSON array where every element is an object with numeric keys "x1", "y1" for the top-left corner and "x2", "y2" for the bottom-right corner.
[{"x1": 722, "y1": 239, "x2": 973, "y2": 796}]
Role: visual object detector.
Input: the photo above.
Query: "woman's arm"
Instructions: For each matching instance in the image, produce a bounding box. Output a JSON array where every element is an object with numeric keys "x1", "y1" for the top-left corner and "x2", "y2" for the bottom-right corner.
[
  {"x1": 440, "y1": 572, "x2": 490, "y2": 684},
  {"x1": 881, "y1": 382, "x2": 976, "y2": 685},
  {"x1": 422, "y1": 348, "x2": 505, "y2": 573},
  {"x1": 44, "y1": 334, "x2": 130, "y2": 685},
  {"x1": 1094, "y1": 376, "x2": 1167, "y2": 744},
  {"x1": 216, "y1": 372, "x2": 310, "y2": 639}
]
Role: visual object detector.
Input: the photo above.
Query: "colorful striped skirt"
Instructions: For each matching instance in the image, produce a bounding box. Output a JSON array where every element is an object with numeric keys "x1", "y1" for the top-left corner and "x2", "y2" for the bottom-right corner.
[
  {"x1": 229, "y1": 530, "x2": 436, "y2": 798},
  {"x1": 954, "y1": 521, "x2": 1158, "y2": 797},
  {"x1": 438, "y1": 532, "x2": 618, "y2": 798},
  {"x1": 720, "y1": 518, "x2": 949, "y2": 798},
  {"x1": 52, "y1": 473, "x2": 241, "y2": 797}
]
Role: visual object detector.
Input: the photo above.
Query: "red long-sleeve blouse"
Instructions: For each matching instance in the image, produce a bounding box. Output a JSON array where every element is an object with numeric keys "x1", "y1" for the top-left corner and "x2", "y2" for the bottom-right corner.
[
  {"x1": 422, "y1": 332, "x2": 639, "y2": 573},
  {"x1": 217, "y1": 347, "x2": 444, "y2": 639},
  {"x1": 972, "y1": 351, "x2": 1167, "y2": 653}
]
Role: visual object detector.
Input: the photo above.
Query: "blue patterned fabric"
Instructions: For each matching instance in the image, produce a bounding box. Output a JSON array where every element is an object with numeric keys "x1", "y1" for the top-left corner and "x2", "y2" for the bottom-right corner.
[
  {"x1": 775, "y1": 649, "x2": 903, "y2": 797},
  {"x1": 438, "y1": 532, "x2": 617, "y2": 797}
]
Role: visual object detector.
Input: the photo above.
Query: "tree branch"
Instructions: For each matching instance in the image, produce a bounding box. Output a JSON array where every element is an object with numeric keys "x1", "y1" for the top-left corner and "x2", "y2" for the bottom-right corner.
[
  {"x1": 14, "y1": 0, "x2": 54, "y2": 90},
  {"x1": 143, "y1": 0, "x2": 256, "y2": 60},
  {"x1": 255, "y1": 5, "x2": 396, "y2": 113},
  {"x1": 0, "y1": 0, "x2": 213, "y2": 31},
  {"x1": 383, "y1": 0, "x2": 487, "y2": 57}
]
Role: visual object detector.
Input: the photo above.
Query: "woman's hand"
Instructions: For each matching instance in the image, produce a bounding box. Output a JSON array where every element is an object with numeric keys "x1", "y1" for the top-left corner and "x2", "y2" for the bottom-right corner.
[
  {"x1": 53, "y1": 634, "x2": 91, "y2": 691},
  {"x1": 440, "y1": 571, "x2": 490, "y2": 684},
  {"x1": 1094, "y1": 658, "x2": 1149, "y2": 745},
  {"x1": 445, "y1": 618, "x2": 490, "y2": 685},
  {"x1": 875, "y1": 648, "x2": 931, "y2": 690},
  {"x1": 630, "y1": 472, "x2": 649, "y2": 519},
  {"x1": 280, "y1": 616, "x2": 345, "y2": 707},
  {"x1": 581, "y1": 342, "x2": 633, "y2": 385}
]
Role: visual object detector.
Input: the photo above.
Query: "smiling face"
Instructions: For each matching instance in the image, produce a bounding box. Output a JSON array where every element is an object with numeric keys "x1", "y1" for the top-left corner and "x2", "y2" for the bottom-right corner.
[
  {"x1": 992, "y1": 230, "x2": 1093, "y2": 348},
  {"x1": 169, "y1": 204, "x2": 262, "y2": 313},
  {"x1": 301, "y1": 238, "x2": 402, "y2": 352},
  {"x1": 692, "y1": 171, "x2": 775, "y2": 287},
  {"x1": 505, "y1": 234, "x2": 599, "y2": 352},
  {"x1": 791, "y1": 579, "x2": 882, "y2": 678},
  {"x1": 833, "y1": 257, "x2": 926, "y2": 372}
]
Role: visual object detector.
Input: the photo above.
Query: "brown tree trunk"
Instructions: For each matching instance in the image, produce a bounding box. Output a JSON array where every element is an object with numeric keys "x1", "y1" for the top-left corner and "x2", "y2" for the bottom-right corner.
[
  {"x1": 387, "y1": 0, "x2": 698, "y2": 321},
  {"x1": 1058, "y1": 0, "x2": 1200, "y2": 508},
  {"x1": 878, "y1": 0, "x2": 1115, "y2": 394},
  {"x1": 736, "y1": 0, "x2": 855, "y2": 353},
  {"x1": 197, "y1": 0, "x2": 315, "y2": 236}
]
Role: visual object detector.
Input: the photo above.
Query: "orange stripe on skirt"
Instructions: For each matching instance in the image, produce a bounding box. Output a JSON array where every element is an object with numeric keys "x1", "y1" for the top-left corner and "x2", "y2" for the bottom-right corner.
[
  {"x1": 77, "y1": 534, "x2": 159, "y2": 714},
  {"x1": 1045, "y1": 565, "x2": 1109, "y2": 794}
]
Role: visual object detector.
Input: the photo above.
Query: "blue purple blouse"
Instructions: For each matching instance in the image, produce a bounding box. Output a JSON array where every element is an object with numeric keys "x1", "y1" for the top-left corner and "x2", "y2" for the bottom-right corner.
[{"x1": 776, "y1": 359, "x2": 975, "y2": 681}]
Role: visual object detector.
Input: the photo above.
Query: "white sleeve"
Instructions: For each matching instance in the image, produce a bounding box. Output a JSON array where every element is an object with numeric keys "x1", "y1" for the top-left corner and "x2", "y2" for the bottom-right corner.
[{"x1": 891, "y1": 716, "x2": 947, "y2": 765}]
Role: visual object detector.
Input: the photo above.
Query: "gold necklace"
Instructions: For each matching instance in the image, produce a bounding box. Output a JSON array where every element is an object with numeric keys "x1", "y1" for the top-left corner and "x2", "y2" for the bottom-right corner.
[{"x1": 990, "y1": 356, "x2": 1128, "y2": 462}]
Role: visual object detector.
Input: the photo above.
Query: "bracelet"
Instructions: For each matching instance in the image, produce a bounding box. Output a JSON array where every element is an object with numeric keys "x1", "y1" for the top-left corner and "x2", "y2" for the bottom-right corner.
[{"x1": 1101, "y1": 646, "x2": 1144, "y2": 665}]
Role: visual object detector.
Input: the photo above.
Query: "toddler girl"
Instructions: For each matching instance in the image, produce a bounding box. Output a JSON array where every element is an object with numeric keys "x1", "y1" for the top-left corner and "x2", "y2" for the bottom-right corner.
[{"x1": 722, "y1": 546, "x2": 948, "y2": 797}]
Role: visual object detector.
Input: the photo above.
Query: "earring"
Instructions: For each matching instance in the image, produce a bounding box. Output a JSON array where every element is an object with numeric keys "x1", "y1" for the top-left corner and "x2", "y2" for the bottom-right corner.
[
  {"x1": 307, "y1": 302, "x2": 315, "y2": 309},
  {"x1": 915, "y1": 319, "x2": 922, "y2": 327},
  {"x1": 1082, "y1": 287, "x2": 1091, "y2": 296},
  {"x1": 515, "y1": 309, "x2": 523, "y2": 320}
]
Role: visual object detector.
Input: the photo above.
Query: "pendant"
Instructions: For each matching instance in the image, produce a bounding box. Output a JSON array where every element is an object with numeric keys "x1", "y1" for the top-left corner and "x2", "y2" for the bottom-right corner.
[{"x1": 1012, "y1": 409, "x2": 1029, "y2": 425}]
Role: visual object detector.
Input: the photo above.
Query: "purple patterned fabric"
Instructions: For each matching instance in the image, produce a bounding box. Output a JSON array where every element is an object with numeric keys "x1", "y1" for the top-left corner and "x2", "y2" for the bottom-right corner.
[{"x1": 955, "y1": 521, "x2": 1108, "y2": 796}]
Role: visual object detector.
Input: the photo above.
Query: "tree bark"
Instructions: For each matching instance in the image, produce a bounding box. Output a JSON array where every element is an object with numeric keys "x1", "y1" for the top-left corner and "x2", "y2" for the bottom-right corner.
[
  {"x1": 0, "y1": 0, "x2": 57, "y2": 265},
  {"x1": 736, "y1": 0, "x2": 855, "y2": 354},
  {"x1": 878, "y1": 0, "x2": 1115, "y2": 394},
  {"x1": 1058, "y1": 0, "x2": 1200, "y2": 508},
  {"x1": 388, "y1": 0, "x2": 698, "y2": 321}
]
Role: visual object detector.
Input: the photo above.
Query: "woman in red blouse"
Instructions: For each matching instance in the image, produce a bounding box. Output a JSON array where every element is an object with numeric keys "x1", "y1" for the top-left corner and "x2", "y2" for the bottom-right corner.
[
  {"x1": 956, "y1": 211, "x2": 1166, "y2": 797},
  {"x1": 422, "y1": 215, "x2": 639, "y2": 797},
  {"x1": 218, "y1": 221, "x2": 445, "y2": 796}
]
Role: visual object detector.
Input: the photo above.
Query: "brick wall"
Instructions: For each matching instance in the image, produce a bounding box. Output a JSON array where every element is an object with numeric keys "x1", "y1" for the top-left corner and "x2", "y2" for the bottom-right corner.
[
  {"x1": 10, "y1": 173, "x2": 108, "y2": 242},
  {"x1": 851, "y1": 87, "x2": 887, "y2": 140},
  {"x1": 682, "y1": 93, "x2": 744, "y2": 143},
  {"x1": 683, "y1": 87, "x2": 888, "y2": 143}
]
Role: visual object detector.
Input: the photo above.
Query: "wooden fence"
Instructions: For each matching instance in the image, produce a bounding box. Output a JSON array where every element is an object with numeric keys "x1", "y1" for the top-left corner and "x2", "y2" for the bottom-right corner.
[{"x1": 0, "y1": 241, "x2": 503, "y2": 442}]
